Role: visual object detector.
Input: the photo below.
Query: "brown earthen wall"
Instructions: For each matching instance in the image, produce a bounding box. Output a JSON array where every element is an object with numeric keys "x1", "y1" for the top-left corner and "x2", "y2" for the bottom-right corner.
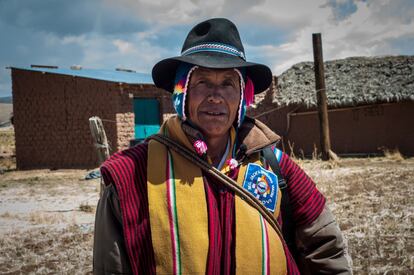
[
  {"x1": 11, "y1": 69, "x2": 172, "y2": 169},
  {"x1": 256, "y1": 101, "x2": 414, "y2": 157}
]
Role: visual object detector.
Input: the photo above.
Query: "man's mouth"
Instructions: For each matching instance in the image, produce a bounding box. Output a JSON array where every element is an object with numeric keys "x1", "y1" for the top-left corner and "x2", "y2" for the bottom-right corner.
[{"x1": 205, "y1": 111, "x2": 225, "y2": 116}]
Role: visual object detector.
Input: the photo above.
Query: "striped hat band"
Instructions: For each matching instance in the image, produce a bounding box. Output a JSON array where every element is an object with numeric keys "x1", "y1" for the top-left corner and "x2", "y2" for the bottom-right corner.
[{"x1": 181, "y1": 43, "x2": 246, "y2": 60}]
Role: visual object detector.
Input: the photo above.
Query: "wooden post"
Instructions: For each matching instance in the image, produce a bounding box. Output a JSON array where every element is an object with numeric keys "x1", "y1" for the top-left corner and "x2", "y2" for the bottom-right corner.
[
  {"x1": 89, "y1": 116, "x2": 110, "y2": 197},
  {"x1": 312, "y1": 33, "x2": 332, "y2": 160}
]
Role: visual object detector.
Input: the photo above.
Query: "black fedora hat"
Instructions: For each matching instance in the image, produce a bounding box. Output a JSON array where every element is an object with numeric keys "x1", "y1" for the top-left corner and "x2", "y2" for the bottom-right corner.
[{"x1": 152, "y1": 18, "x2": 272, "y2": 94}]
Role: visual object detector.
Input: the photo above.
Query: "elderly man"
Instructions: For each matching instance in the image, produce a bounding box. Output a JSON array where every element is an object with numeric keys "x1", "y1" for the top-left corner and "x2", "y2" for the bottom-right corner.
[{"x1": 93, "y1": 18, "x2": 352, "y2": 274}]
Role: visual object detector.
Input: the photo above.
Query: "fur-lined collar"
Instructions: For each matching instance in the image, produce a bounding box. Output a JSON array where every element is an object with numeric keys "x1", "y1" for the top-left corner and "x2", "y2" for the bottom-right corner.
[{"x1": 237, "y1": 116, "x2": 280, "y2": 155}]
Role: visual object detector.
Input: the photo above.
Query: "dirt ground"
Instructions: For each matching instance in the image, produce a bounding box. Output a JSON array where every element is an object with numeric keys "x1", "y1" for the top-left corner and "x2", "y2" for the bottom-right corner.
[
  {"x1": 0, "y1": 128, "x2": 413, "y2": 274},
  {"x1": 0, "y1": 169, "x2": 99, "y2": 274},
  {"x1": 0, "y1": 128, "x2": 99, "y2": 274}
]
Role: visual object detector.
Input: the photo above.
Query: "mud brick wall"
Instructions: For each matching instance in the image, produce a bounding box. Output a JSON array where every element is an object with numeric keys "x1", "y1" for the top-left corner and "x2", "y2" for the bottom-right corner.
[
  {"x1": 12, "y1": 70, "x2": 119, "y2": 169},
  {"x1": 11, "y1": 69, "x2": 172, "y2": 169},
  {"x1": 250, "y1": 100, "x2": 414, "y2": 157},
  {"x1": 284, "y1": 101, "x2": 414, "y2": 157}
]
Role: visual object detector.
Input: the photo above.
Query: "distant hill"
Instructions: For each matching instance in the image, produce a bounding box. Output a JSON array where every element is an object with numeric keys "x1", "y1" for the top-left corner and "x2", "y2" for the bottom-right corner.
[{"x1": 0, "y1": 96, "x2": 12, "y2": 104}]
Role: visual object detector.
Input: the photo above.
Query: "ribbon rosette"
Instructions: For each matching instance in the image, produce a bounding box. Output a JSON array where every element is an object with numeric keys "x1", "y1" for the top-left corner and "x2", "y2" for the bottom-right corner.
[
  {"x1": 193, "y1": 140, "x2": 208, "y2": 155},
  {"x1": 226, "y1": 158, "x2": 239, "y2": 170}
]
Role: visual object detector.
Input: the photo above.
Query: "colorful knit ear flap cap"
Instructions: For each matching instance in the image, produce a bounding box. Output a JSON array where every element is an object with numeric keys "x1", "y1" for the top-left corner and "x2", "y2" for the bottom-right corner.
[
  {"x1": 172, "y1": 63, "x2": 198, "y2": 120},
  {"x1": 233, "y1": 68, "x2": 255, "y2": 128}
]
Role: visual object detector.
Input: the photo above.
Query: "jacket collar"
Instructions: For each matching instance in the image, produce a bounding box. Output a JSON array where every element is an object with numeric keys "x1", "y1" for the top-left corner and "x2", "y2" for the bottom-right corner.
[
  {"x1": 237, "y1": 116, "x2": 280, "y2": 156},
  {"x1": 180, "y1": 115, "x2": 280, "y2": 159}
]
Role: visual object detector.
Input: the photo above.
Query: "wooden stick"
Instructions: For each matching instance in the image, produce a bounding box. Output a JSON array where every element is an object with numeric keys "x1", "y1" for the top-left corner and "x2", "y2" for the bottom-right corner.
[
  {"x1": 89, "y1": 116, "x2": 110, "y2": 197},
  {"x1": 312, "y1": 33, "x2": 332, "y2": 160}
]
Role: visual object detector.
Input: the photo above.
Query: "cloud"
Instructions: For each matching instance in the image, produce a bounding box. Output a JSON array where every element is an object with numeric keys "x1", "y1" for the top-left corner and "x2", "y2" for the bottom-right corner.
[
  {"x1": 0, "y1": 0, "x2": 168, "y2": 96},
  {"x1": 0, "y1": 0, "x2": 148, "y2": 36},
  {"x1": 240, "y1": 0, "x2": 414, "y2": 74},
  {"x1": 0, "y1": 0, "x2": 413, "y2": 97},
  {"x1": 322, "y1": 0, "x2": 358, "y2": 20},
  {"x1": 113, "y1": 39, "x2": 135, "y2": 55}
]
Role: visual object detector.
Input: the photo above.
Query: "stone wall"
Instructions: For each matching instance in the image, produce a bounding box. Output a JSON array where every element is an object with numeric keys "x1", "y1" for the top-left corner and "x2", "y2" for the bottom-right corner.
[{"x1": 115, "y1": 112, "x2": 135, "y2": 151}]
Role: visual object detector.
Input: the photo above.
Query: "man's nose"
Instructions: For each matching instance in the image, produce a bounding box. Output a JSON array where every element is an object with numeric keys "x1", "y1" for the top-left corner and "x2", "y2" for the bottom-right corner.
[{"x1": 207, "y1": 88, "x2": 224, "y2": 103}]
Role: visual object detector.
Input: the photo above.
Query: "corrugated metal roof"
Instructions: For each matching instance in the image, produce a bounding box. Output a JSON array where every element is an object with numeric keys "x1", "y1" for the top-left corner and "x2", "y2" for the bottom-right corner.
[{"x1": 11, "y1": 66, "x2": 154, "y2": 84}]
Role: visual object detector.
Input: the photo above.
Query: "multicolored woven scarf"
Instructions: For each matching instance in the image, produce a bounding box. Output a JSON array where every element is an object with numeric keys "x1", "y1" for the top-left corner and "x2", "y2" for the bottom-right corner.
[
  {"x1": 172, "y1": 63, "x2": 255, "y2": 128},
  {"x1": 147, "y1": 116, "x2": 287, "y2": 274}
]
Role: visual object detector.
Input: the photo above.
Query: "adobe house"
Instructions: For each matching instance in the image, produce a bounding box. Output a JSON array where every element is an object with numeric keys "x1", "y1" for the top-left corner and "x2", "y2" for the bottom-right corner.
[
  {"x1": 249, "y1": 56, "x2": 414, "y2": 157},
  {"x1": 10, "y1": 66, "x2": 174, "y2": 169}
]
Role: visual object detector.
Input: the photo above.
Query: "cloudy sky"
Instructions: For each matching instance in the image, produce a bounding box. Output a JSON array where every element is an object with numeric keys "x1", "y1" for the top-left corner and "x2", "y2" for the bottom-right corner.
[{"x1": 1, "y1": 0, "x2": 413, "y2": 97}]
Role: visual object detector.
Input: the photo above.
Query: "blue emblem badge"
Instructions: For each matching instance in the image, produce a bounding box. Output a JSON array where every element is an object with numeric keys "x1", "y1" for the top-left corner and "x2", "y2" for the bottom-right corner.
[{"x1": 242, "y1": 163, "x2": 279, "y2": 212}]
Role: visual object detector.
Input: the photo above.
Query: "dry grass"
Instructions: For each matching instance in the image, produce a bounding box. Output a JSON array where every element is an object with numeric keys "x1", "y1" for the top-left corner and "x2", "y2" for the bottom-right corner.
[
  {"x1": 0, "y1": 127, "x2": 14, "y2": 149},
  {"x1": 0, "y1": 127, "x2": 15, "y2": 171},
  {"x1": 0, "y1": 225, "x2": 93, "y2": 274},
  {"x1": 300, "y1": 157, "x2": 414, "y2": 274},
  {"x1": 28, "y1": 212, "x2": 67, "y2": 225},
  {"x1": 0, "y1": 211, "x2": 20, "y2": 219},
  {"x1": 79, "y1": 202, "x2": 95, "y2": 213},
  {"x1": 381, "y1": 147, "x2": 405, "y2": 162},
  {"x1": 0, "y1": 103, "x2": 12, "y2": 123}
]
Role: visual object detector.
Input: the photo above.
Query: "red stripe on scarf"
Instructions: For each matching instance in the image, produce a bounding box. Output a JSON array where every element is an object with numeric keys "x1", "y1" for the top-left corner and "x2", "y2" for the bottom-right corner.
[{"x1": 166, "y1": 153, "x2": 178, "y2": 275}]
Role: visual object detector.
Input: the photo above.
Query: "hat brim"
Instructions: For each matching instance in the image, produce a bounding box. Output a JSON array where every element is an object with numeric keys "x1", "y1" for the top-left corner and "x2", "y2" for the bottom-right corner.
[{"x1": 152, "y1": 51, "x2": 272, "y2": 94}]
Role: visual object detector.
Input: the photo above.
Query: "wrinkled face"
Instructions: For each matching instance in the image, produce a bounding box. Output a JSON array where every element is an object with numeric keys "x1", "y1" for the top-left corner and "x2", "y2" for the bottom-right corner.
[{"x1": 187, "y1": 67, "x2": 241, "y2": 139}]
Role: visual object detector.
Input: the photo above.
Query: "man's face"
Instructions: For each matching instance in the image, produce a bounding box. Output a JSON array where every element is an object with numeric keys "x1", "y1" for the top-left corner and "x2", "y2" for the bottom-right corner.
[{"x1": 187, "y1": 67, "x2": 241, "y2": 139}]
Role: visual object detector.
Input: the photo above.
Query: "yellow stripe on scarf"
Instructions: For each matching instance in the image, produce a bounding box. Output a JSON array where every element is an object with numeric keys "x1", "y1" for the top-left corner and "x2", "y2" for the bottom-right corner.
[{"x1": 148, "y1": 117, "x2": 209, "y2": 274}]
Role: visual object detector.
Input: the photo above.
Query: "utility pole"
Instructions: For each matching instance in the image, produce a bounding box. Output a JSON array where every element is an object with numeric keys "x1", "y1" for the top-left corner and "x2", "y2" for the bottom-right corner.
[{"x1": 312, "y1": 33, "x2": 332, "y2": 160}]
